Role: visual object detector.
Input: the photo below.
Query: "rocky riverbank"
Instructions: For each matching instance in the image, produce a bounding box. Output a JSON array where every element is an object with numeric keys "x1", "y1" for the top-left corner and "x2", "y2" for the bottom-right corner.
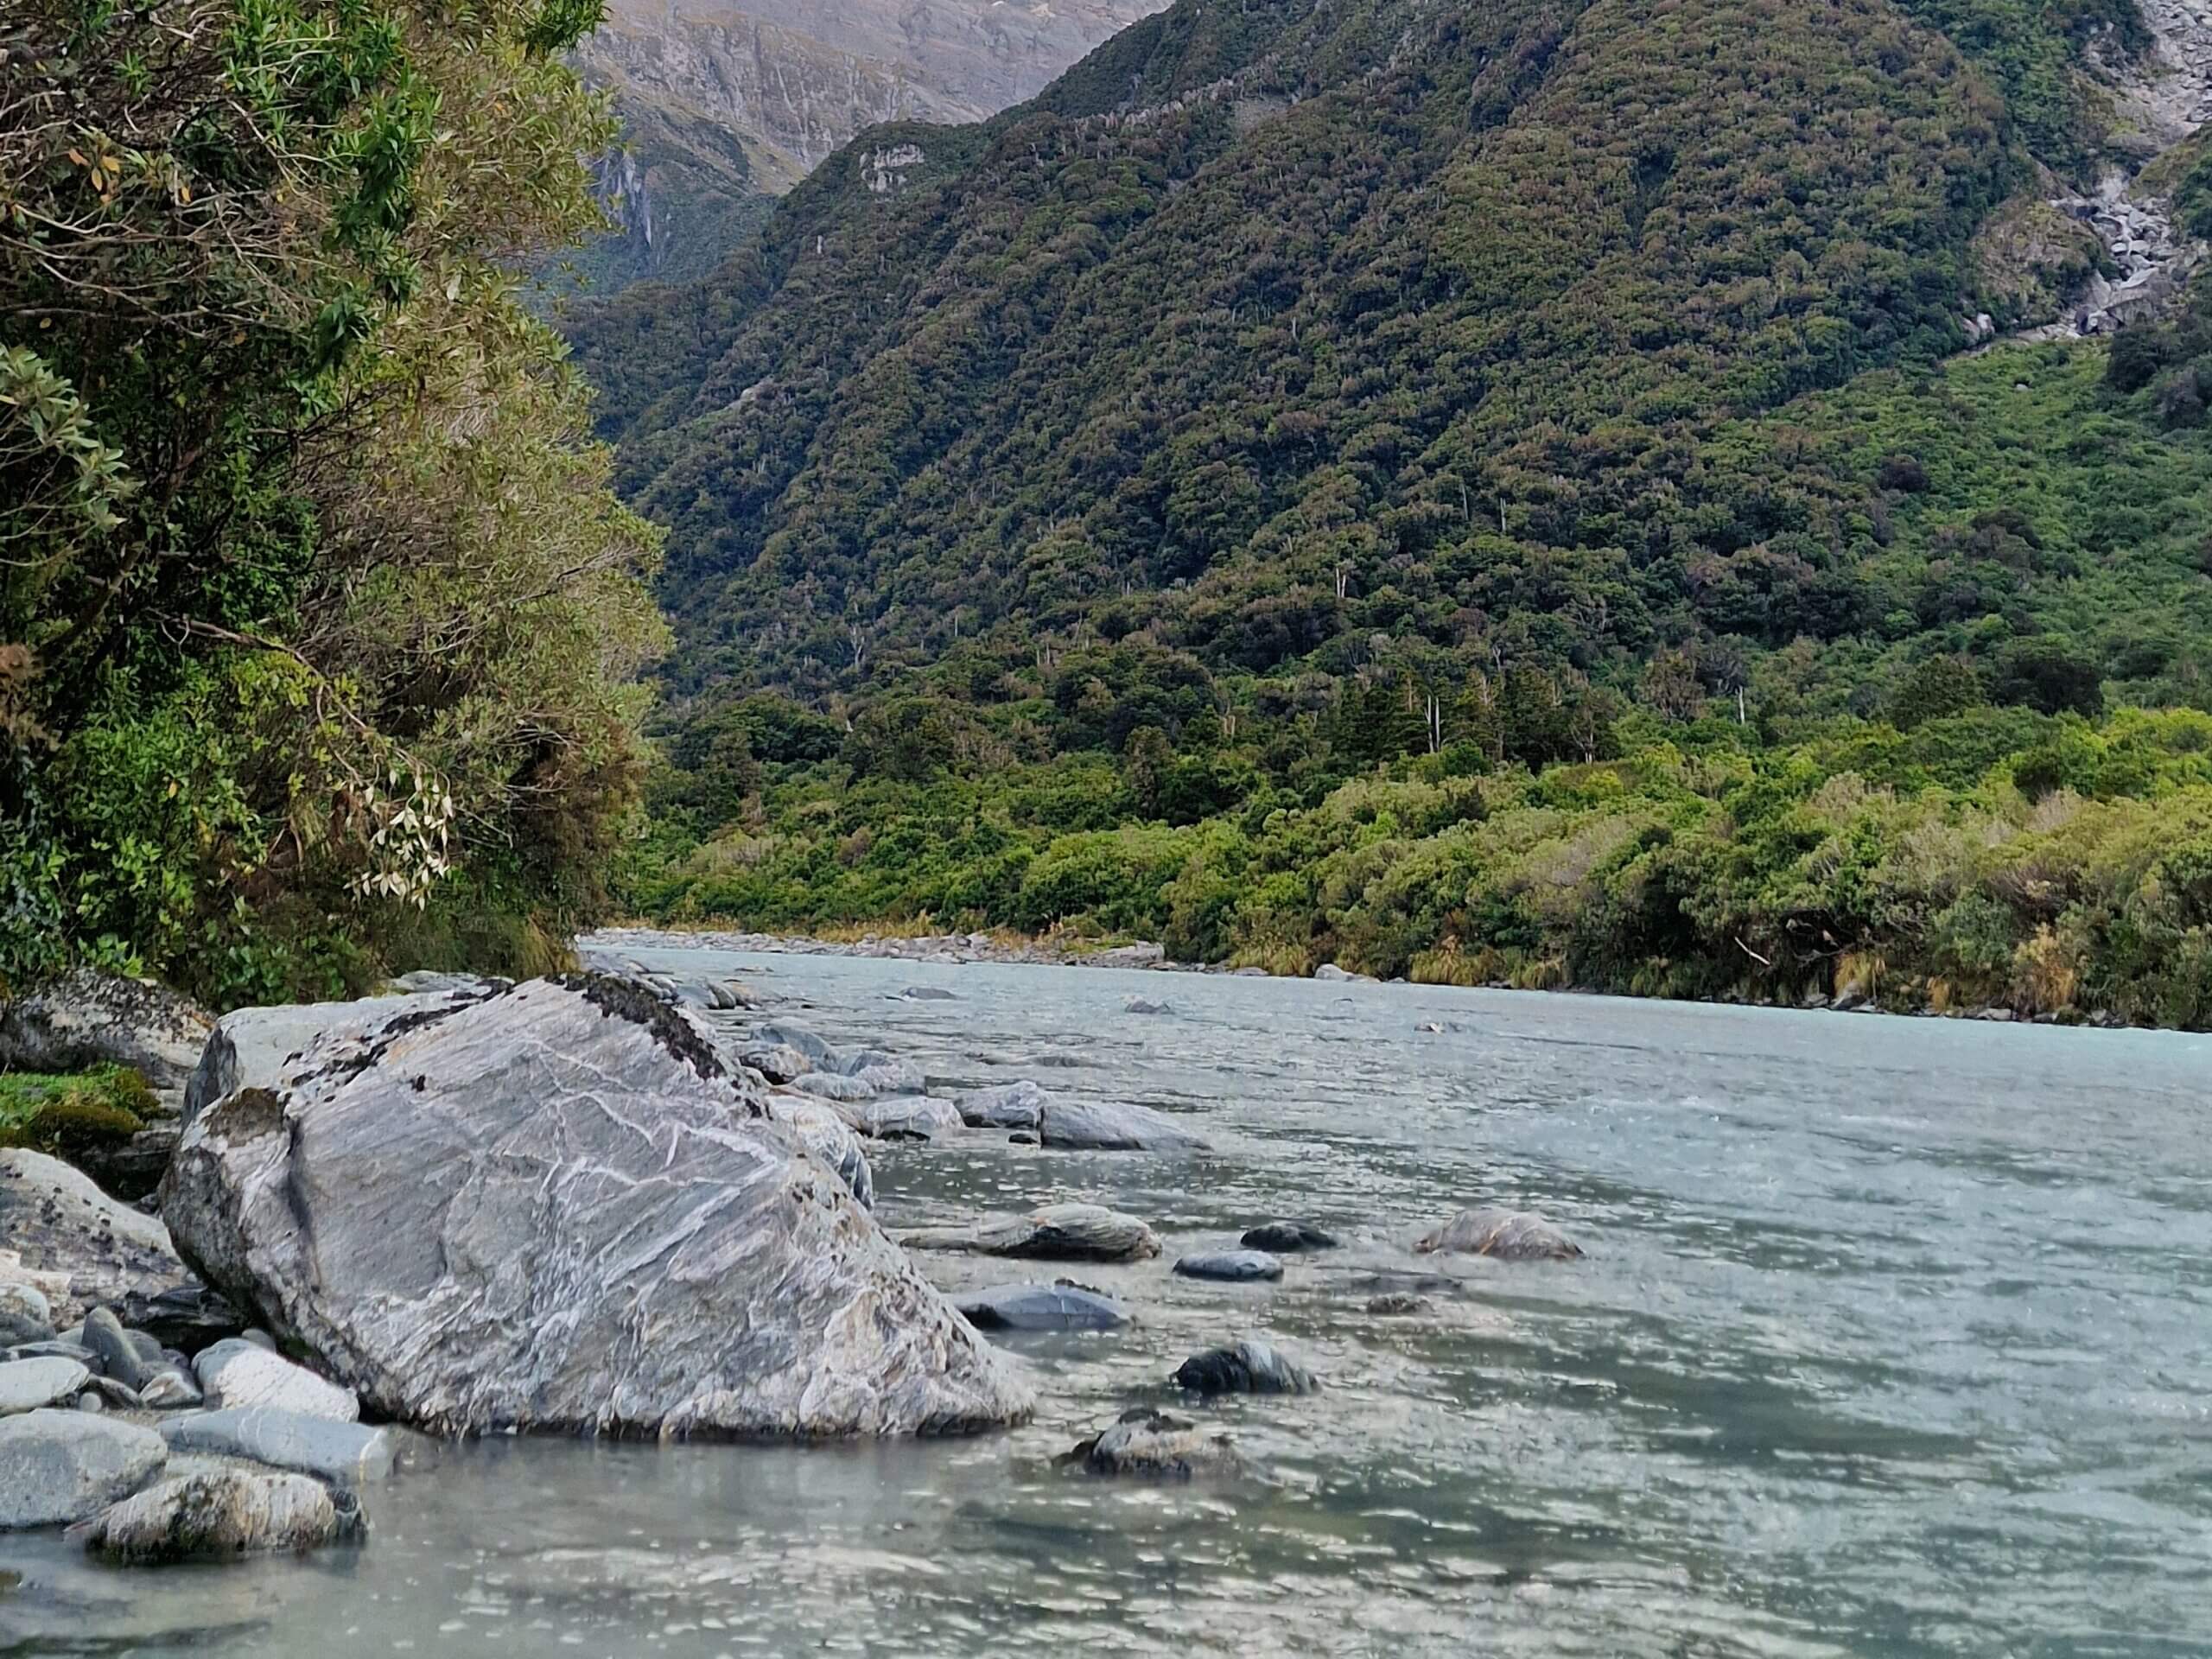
[{"x1": 0, "y1": 956, "x2": 1588, "y2": 1581}]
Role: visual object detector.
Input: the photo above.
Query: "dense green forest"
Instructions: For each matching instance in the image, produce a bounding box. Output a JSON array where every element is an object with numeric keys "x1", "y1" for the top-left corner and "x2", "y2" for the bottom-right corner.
[
  {"x1": 565, "y1": 0, "x2": 2212, "y2": 1024},
  {"x1": 2, "y1": 0, "x2": 664, "y2": 1005}
]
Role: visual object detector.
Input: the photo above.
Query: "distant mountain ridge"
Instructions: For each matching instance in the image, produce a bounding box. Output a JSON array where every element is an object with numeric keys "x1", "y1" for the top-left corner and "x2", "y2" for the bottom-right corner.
[{"x1": 564, "y1": 0, "x2": 1167, "y2": 289}]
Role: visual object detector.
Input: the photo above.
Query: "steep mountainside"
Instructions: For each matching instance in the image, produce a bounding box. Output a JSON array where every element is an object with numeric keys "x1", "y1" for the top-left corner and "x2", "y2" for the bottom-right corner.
[
  {"x1": 575, "y1": 0, "x2": 2204, "y2": 698},
  {"x1": 564, "y1": 0, "x2": 1166, "y2": 289}
]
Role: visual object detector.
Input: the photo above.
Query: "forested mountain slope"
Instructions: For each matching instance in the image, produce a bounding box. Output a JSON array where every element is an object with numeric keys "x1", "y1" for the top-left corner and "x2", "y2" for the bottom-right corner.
[{"x1": 571, "y1": 0, "x2": 2212, "y2": 1025}]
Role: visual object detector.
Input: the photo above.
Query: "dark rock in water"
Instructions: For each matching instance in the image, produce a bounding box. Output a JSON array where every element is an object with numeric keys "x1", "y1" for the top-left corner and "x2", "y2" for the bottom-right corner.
[
  {"x1": 73, "y1": 1469, "x2": 365, "y2": 1562},
  {"x1": 1122, "y1": 998, "x2": 1173, "y2": 1016},
  {"x1": 160, "y1": 1407, "x2": 397, "y2": 1484},
  {"x1": 1173, "y1": 1250, "x2": 1283, "y2": 1282},
  {"x1": 952, "y1": 1282, "x2": 1129, "y2": 1332},
  {"x1": 160, "y1": 976, "x2": 1030, "y2": 1437},
  {"x1": 958, "y1": 1080, "x2": 1047, "y2": 1130},
  {"x1": 896, "y1": 1202, "x2": 1161, "y2": 1262},
  {"x1": 1037, "y1": 1096, "x2": 1210, "y2": 1152},
  {"x1": 1068, "y1": 1408, "x2": 1243, "y2": 1478},
  {"x1": 899, "y1": 987, "x2": 959, "y2": 1001},
  {"x1": 1352, "y1": 1270, "x2": 1458, "y2": 1296},
  {"x1": 1364, "y1": 1292, "x2": 1430, "y2": 1316},
  {"x1": 1007, "y1": 1131, "x2": 1039, "y2": 1146},
  {"x1": 0, "y1": 969, "x2": 213, "y2": 1090},
  {"x1": 0, "y1": 1150, "x2": 237, "y2": 1345},
  {"x1": 0, "y1": 1410, "x2": 167, "y2": 1529},
  {"x1": 81, "y1": 1309, "x2": 156, "y2": 1390},
  {"x1": 1172, "y1": 1338, "x2": 1319, "y2": 1395},
  {"x1": 1241, "y1": 1220, "x2": 1338, "y2": 1253},
  {"x1": 1414, "y1": 1207, "x2": 1583, "y2": 1261}
]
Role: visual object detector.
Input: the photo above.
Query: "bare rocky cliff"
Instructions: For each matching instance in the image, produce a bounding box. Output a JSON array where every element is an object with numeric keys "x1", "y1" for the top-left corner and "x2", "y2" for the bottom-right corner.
[{"x1": 567, "y1": 0, "x2": 1166, "y2": 289}]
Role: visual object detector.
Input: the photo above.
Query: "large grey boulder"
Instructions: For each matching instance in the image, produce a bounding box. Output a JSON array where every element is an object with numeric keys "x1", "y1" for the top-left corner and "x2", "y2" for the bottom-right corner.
[
  {"x1": 791, "y1": 1070, "x2": 878, "y2": 1103},
  {"x1": 0, "y1": 1409, "x2": 166, "y2": 1527},
  {"x1": 160, "y1": 1408, "x2": 397, "y2": 1484},
  {"x1": 0, "y1": 970, "x2": 211, "y2": 1090},
  {"x1": 0, "y1": 1150, "x2": 236, "y2": 1345},
  {"x1": 895, "y1": 1203, "x2": 1161, "y2": 1262},
  {"x1": 1040, "y1": 1096, "x2": 1211, "y2": 1152},
  {"x1": 193, "y1": 1340, "x2": 358, "y2": 1421},
  {"x1": 73, "y1": 1469, "x2": 363, "y2": 1562},
  {"x1": 957, "y1": 1081, "x2": 1047, "y2": 1130},
  {"x1": 161, "y1": 976, "x2": 1028, "y2": 1436},
  {"x1": 182, "y1": 987, "x2": 492, "y2": 1125},
  {"x1": 0, "y1": 1356, "x2": 90, "y2": 1414},
  {"x1": 832, "y1": 1095, "x2": 964, "y2": 1141},
  {"x1": 738, "y1": 1043, "x2": 812, "y2": 1084},
  {"x1": 1413, "y1": 1207, "x2": 1583, "y2": 1261},
  {"x1": 750, "y1": 1021, "x2": 838, "y2": 1066},
  {"x1": 1241, "y1": 1220, "x2": 1338, "y2": 1253}
]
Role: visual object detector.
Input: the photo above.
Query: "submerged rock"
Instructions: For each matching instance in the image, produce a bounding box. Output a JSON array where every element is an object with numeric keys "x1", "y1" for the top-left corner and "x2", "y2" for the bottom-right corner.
[
  {"x1": 193, "y1": 1340, "x2": 358, "y2": 1421},
  {"x1": 1068, "y1": 1408, "x2": 1243, "y2": 1478},
  {"x1": 1240, "y1": 1220, "x2": 1338, "y2": 1253},
  {"x1": 896, "y1": 1202, "x2": 1161, "y2": 1262},
  {"x1": 898, "y1": 986, "x2": 959, "y2": 1001},
  {"x1": 951, "y1": 1282, "x2": 1129, "y2": 1332},
  {"x1": 0, "y1": 970, "x2": 212, "y2": 1090},
  {"x1": 1365, "y1": 1292, "x2": 1430, "y2": 1315},
  {"x1": 1122, "y1": 998, "x2": 1173, "y2": 1016},
  {"x1": 73, "y1": 1469, "x2": 363, "y2": 1562},
  {"x1": 957, "y1": 1080, "x2": 1048, "y2": 1130},
  {"x1": 1413, "y1": 1207, "x2": 1583, "y2": 1261},
  {"x1": 0, "y1": 1356, "x2": 91, "y2": 1415},
  {"x1": 1038, "y1": 1096, "x2": 1210, "y2": 1152},
  {"x1": 160, "y1": 1408, "x2": 397, "y2": 1484},
  {"x1": 161, "y1": 976, "x2": 1028, "y2": 1436},
  {"x1": 1173, "y1": 1250, "x2": 1283, "y2": 1282},
  {"x1": 0, "y1": 1151, "x2": 235, "y2": 1344},
  {"x1": 0, "y1": 1410, "x2": 166, "y2": 1528},
  {"x1": 1172, "y1": 1338, "x2": 1319, "y2": 1395}
]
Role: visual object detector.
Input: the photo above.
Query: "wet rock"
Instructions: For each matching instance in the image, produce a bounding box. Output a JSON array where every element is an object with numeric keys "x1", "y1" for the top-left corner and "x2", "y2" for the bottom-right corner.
[
  {"x1": 749, "y1": 1021, "x2": 838, "y2": 1067},
  {"x1": 1038, "y1": 1096, "x2": 1211, "y2": 1152},
  {"x1": 194, "y1": 1340, "x2": 358, "y2": 1421},
  {"x1": 1122, "y1": 997, "x2": 1173, "y2": 1016},
  {"x1": 1365, "y1": 1292, "x2": 1430, "y2": 1315},
  {"x1": 0, "y1": 1409, "x2": 167, "y2": 1528},
  {"x1": 958, "y1": 1080, "x2": 1048, "y2": 1129},
  {"x1": 161, "y1": 976, "x2": 1028, "y2": 1436},
  {"x1": 1241, "y1": 1220, "x2": 1338, "y2": 1253},
  {"x1": 791, "y1": 1069, "x2": 878, "y2": 1103},
  {"x1": 0, "y1": 970, "x2": 212, "y2": 1090},
  {"x1": 0, "y1": 1356, "x2": 92, "y2": 1414},
  {"x1": 832, "y1": 1094, "x2": 964, "y2": 1141},
  {"x1": 160, "y1": 1407, "x2": 397, "y2": 1484},
  {"x1": 850, "y1": 1059, "x2": 925, "y2": 1095},
  {"x1": 73, "y1": 1469, "x2": 364, "y2": 1562},
  {"x1": 1068, "y1": 1408, "x2": 1243, "y2": 1478},
  {"x1": 1173, "y1": 1250, "x2": 1283, "y2": 1282},
  {"x1": 951, "y1": 1282, "x2": 1129, "y2": 1332},
  {"x1": 896, "y1": 1202, "x2": 1162, "y2": 1262},
  {"x1": 1312, "y1": 963, "x2": 1355, "y2": 982},
  {"x1": 767, "y1": 1097, "x2": 875, "y2": 1209},
  {"x1": 898, "y1": 987, "x2": 959, "y2": 1001},
  {"x1": 1171, "y1": 1338, "x2": 1319, "y2": 1395},
  {"x1": 1007, "y1": 1131, "x2": 1039, "y2": 1146},
  {"x1": 0, "y1": 1151, "x2": 235, "y2": 1344},
  {"x1": 1414, "y1": 1207, "x2": 1583, "y2": 1261},
  {"x1": 737, "y1": 1043, "x2": 812, "y2": 1084}
]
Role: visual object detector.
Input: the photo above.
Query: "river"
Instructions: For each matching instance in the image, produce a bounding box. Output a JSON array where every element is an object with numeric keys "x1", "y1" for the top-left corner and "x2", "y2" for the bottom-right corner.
[{"x1": 3, "y1": 950, "x2": 2209, "y2": 1656}]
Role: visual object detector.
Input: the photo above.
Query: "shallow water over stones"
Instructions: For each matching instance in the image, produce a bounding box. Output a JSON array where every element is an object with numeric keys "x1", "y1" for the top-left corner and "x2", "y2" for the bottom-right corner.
[{"x1": 3, "y1": 950, "x2": 2210, "y2": 1655}]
